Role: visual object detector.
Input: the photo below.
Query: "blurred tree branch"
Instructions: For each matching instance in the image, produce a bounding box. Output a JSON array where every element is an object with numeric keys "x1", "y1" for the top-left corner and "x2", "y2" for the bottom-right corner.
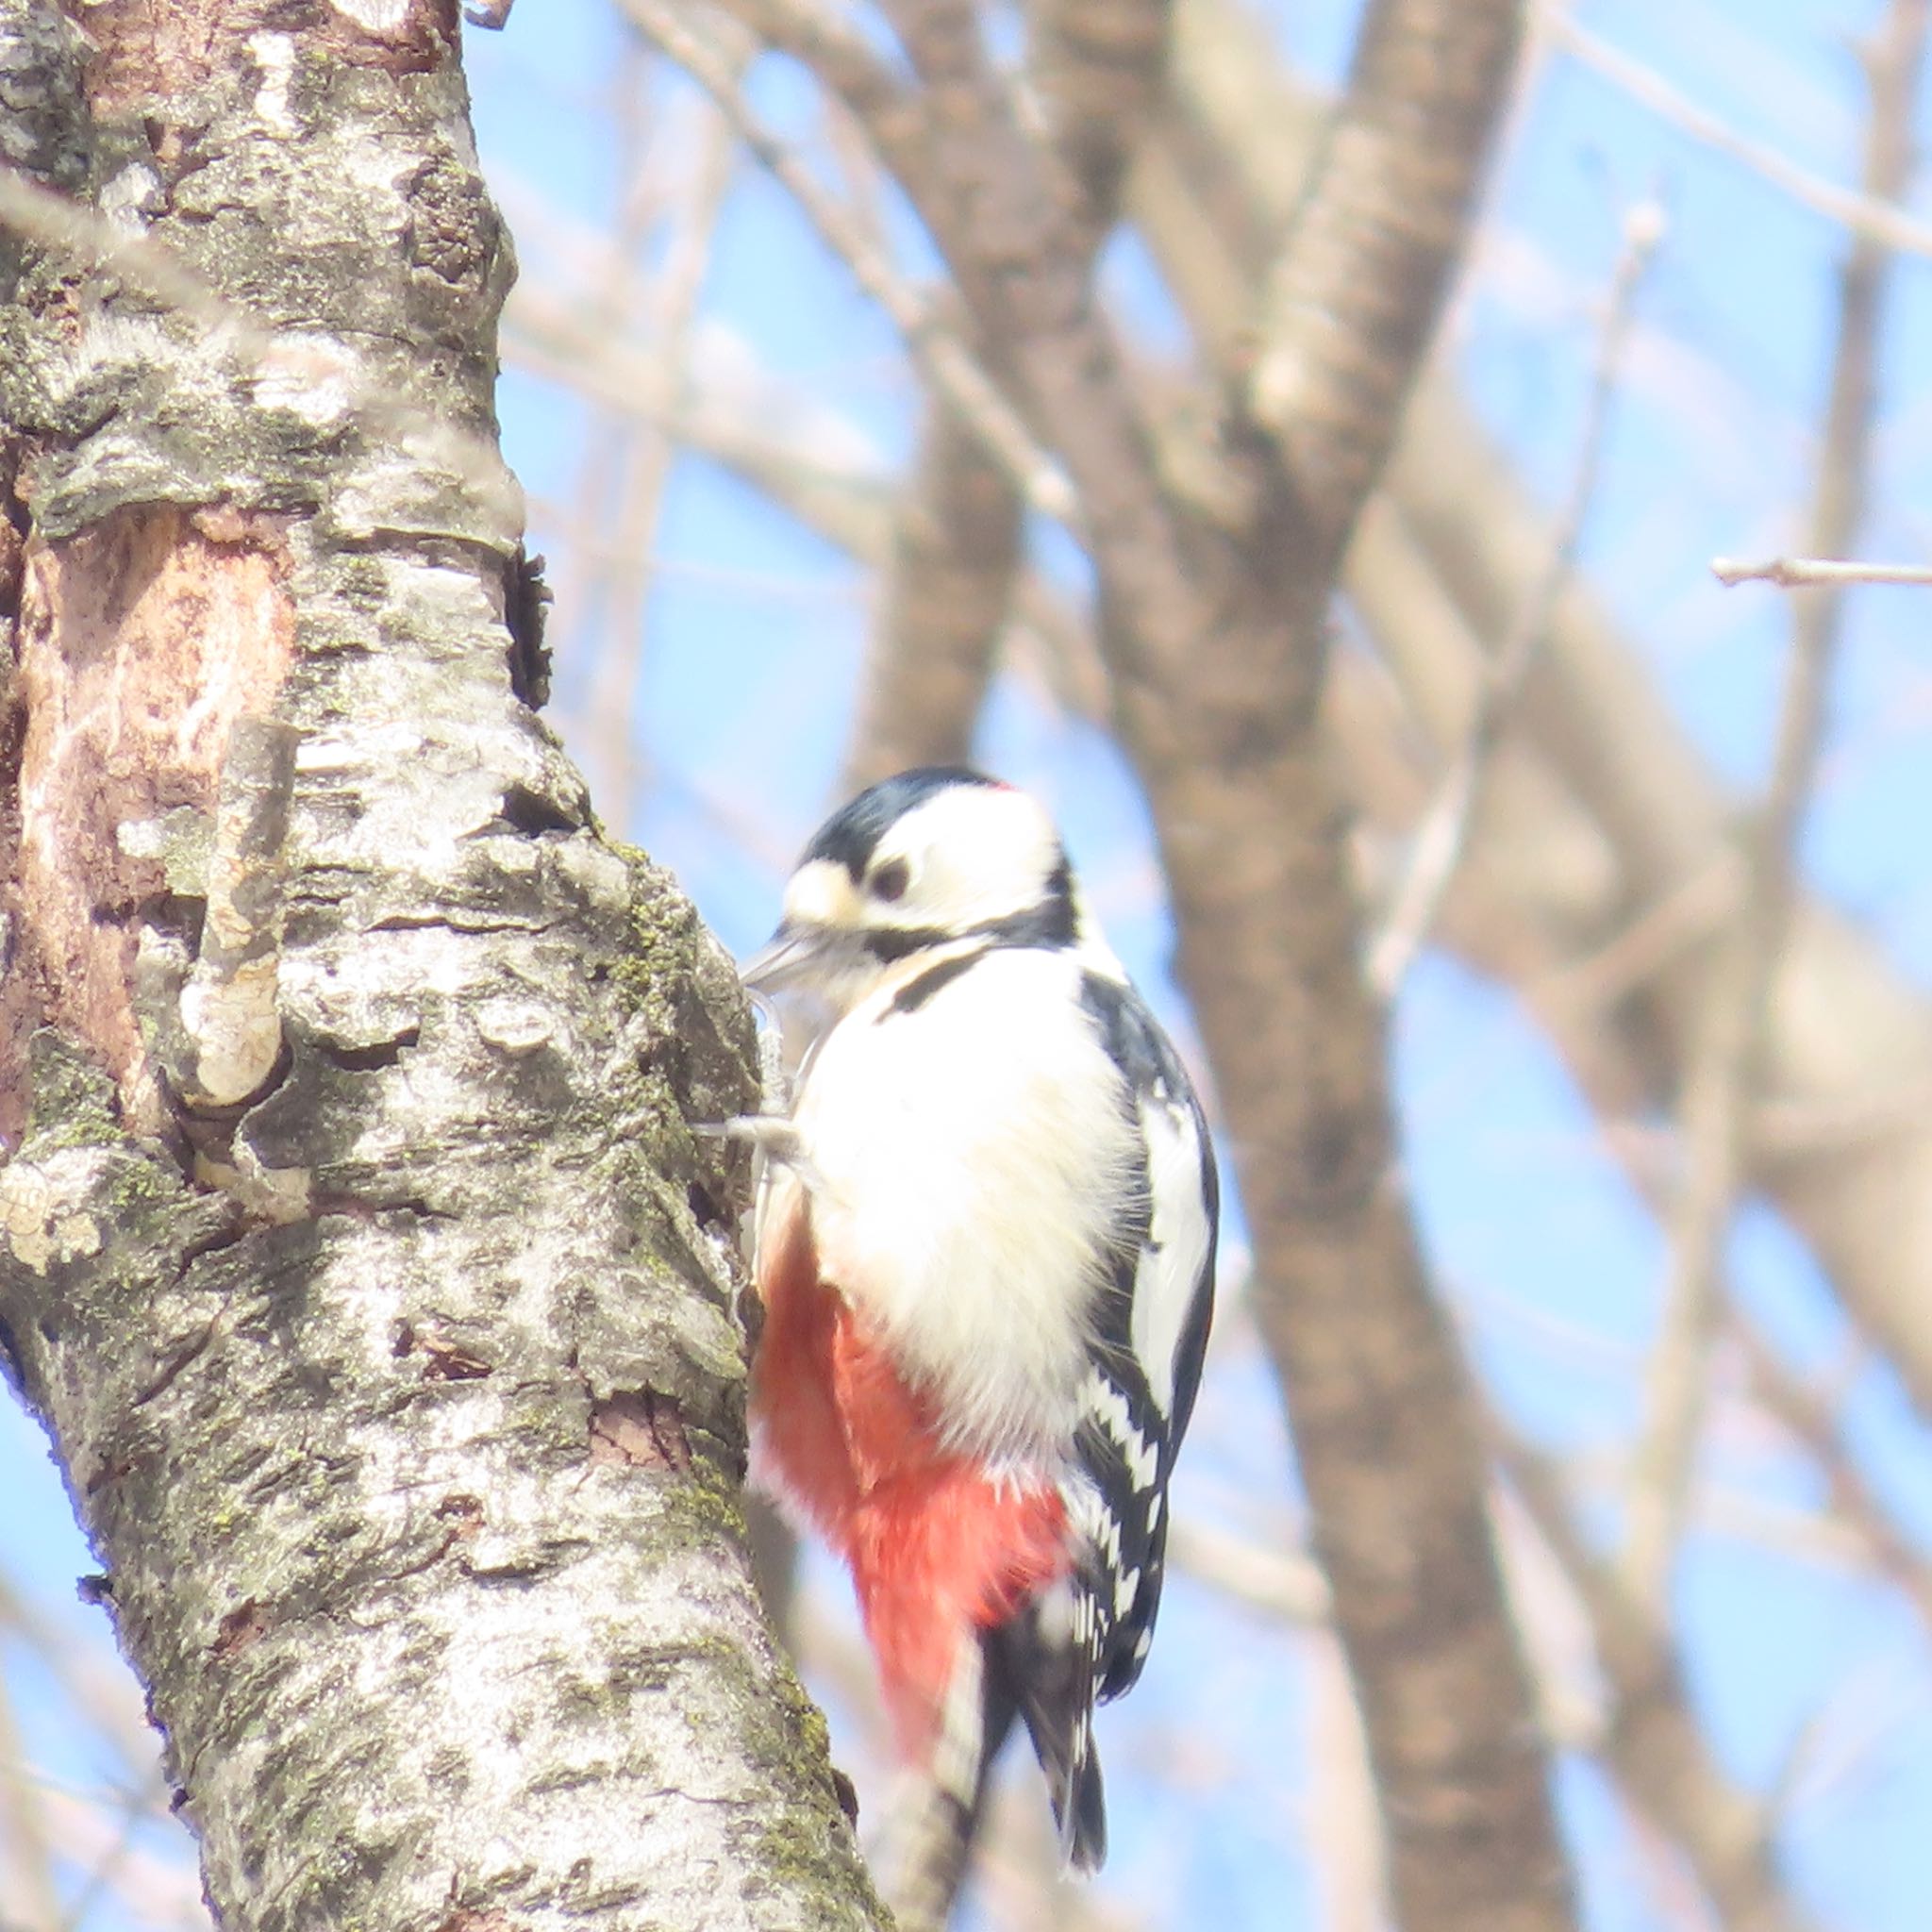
[
  {"x1": 1548, "y1": 10, "x2": 1932, "y2": 260},
  {"x1": 1142, "y1": 0, "x2": 1932, "y2": 1428},
  {"x1": 1499, "y1": 1437, "x2": 1816, "y2": 1932},
  {"x1": 1622, "y1": 0, "x2": 1931, "y2": 1607},
  {"x1": 1370, "y1": 197, "x2": 1662, "y2": 997},
  {"x1": 841, "y1": 0, "x2": 1175, "y2": 791}
]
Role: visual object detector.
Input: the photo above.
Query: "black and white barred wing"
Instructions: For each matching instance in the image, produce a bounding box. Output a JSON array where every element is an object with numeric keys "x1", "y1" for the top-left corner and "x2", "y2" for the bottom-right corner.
[{"x1": 1072, "y1": 973, "x2": 1219, "y2": 1703}]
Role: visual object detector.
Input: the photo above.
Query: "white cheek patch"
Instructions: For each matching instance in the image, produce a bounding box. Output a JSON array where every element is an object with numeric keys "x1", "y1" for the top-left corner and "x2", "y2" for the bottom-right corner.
[
  {"x1": 784, "y1": 859, "x2": 860, "y2": 929},
  {"x1": 883, "y1": 787, "x2": 1064, "y2": 932}
]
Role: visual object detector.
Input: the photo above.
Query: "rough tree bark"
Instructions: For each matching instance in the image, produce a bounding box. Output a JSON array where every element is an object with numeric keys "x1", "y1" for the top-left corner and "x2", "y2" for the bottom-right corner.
[{"x1": 0, "y1": 5, "x2": 882, "y2": 1928}]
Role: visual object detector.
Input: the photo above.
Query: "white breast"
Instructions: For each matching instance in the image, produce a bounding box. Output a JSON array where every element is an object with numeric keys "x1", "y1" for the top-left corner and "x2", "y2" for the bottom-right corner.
[{"x1": 791, "y1": 947, "x2": 1139, "y2": 1463}]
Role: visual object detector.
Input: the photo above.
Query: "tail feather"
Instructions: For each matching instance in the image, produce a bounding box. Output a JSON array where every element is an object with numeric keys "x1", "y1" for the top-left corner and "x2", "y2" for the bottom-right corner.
[
  {"x1": 1049, "y1": 1709, "x2": 1107, "y2": 1873},
  {"x1": 888, "y1": 1638, "x2": 1017, "y2": 1932},
  {"x1": 889, "y1": 1588, "x2": 1108, "y2": 1932},
  {"x1": 984, "y1": 1592, "x2": 1108, "y2": 1871}
]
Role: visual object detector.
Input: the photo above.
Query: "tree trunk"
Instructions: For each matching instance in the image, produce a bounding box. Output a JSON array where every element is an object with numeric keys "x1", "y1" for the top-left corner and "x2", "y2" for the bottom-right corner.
[{"x1": 0, "y1": 5, "x2": 883, "y2": 1926}]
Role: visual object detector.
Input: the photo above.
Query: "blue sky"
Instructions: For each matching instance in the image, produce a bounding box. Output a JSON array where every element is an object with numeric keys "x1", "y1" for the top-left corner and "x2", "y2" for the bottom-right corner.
[{"x1": 6, "y1": 2, "x2": 1932, "y2": 1925}]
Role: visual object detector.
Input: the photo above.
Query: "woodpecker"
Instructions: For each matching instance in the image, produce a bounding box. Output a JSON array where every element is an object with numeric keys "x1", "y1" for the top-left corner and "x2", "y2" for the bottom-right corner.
[{"x1": 741, "y1": 767, "x2": 1217, "y2": 1871}]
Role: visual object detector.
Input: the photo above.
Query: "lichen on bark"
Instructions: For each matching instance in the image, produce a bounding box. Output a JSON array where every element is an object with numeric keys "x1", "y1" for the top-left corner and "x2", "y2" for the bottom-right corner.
[{"x1": 0, "y1": 3, "x2": 883, "y2": 1926}]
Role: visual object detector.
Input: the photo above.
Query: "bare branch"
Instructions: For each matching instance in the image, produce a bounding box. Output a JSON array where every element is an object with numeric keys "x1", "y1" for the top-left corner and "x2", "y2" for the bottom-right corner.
[
  {"x1": 843, "y1": 0, "x2": 1175, "y2": 794},
  {"x1": 1738, "y1": 1325, "x2": 1932, "y2": 1636},
  {"x1": 616, "y1": 0, "x2": 1078, "y2": 525},
  {"x1": 726, "y1": 0, "x2": 937, "y2": 197},
  {"x1": 0, "y1": 1671, "x2": 60, "y2": 1932},
  {"x1": 1712, "y1": 555, "x2": 1932, "y2": 589},
  {"x1": 1499, "y1": 1438, "x2": 1816, "y2": 1932},
  {"x1": 1370, "y1": 197, "x2": 1661, "y2": 996},
  {"x1": 580, "y1": 54, "x2": 741, "y2": 826},
  {"x1": 1248, "y1": 0, "x2": 1526, "y2": 571},
  {"x1": 841, "y1": 407, "x2": 1023, "y2": 790},
  {"x1": 1163, "y1": 1514, "x2": 1332, "y2": 1624},
  {"x1": 1034, "y1": 0, "x2": 1177, "y2": 250},
  {"x1": 1621, "y1": 0, "x2": 1930, "y2": 1608},
  {"x1": 1547, "y1": 10, "x2": 1932, "y2": 262}
]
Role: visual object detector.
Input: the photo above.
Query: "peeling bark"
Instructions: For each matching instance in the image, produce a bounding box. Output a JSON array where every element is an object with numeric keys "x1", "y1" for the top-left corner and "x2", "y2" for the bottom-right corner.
[
  {"x1": 14, "y1": 506, "x2": 296, "y2": 1129},
  {"x1": 0, "y1": 4, "x2": 883, "y2": 1927}
]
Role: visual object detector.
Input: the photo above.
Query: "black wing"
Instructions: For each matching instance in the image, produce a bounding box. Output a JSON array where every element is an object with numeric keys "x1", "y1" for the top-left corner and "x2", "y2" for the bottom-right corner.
[
  {"x1": 983, "y1": 967, "x2": 1218, "y2": 1871},
  {"x1": 1073, "y1": 971, "x2": 1218, "y2": 1701}
]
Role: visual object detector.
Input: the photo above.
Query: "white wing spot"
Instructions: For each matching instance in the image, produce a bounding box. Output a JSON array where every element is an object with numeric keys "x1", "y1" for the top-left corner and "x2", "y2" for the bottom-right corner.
[
  {"x1": 1087, "y1": 1374, "x2": 1160, "y2": 1488},
  {"x1": 1133, "y1": 1096, "x2": 1212, "y2": 1417}
]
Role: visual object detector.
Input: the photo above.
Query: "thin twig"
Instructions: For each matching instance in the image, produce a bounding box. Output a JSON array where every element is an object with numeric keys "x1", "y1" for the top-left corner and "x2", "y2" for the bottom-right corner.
[
  {"x1": 726, "y1": 0, "x2": 931, "y2": 191},
  {"x1": 57, "y1": 1778, "x2": 151, "y2": 1932},
  {"x1": 546, "y1": 37, "x2": 671, "y2": 755},
  {"x1": 1739, "y1": 1324, "x2": 1932, "y2": 1634},
  {"x1": 1712, "y1": 555, "x2": 1932, "y2": 589},
  {"x1": 581, "y1": 57, "x2": 742, "y2": 829},
  {"x1": 1370, "y1": 198, "x2": 1663, "y2": 997},
  {"x1": 1620, "y1": 0, "x2": 1930, "y2": 1609},
  {"x1": 0, "y1": 1668, "x2": 61, "y2": 1932},
  {"x1": 616, "y1": 0, "x2": 1078, "y2": 525},
  {"x1": 1546, "y1": 9, "x2": 1932, "y2": 261},
  {"x1": 1496, "y1": 1429, "x2": 1814, "y2": 1932},
  {"x1": 840, "y1": 0, "x2": 1174, "y2": 793},
  {"x1": 1162, "y1": 1514, "x2": 1331, "y2": 1624}
]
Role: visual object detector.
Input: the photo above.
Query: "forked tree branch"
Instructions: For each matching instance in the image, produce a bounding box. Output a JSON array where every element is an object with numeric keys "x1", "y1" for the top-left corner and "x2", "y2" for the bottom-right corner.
[
  {"x1": 1148, "y1": 0, "x2": 1932, "y2": 1431},
  {"x1": 1621, "y1": 0, "x2": 1930, "y2": 1607},
  {"x1": 841, "y1": 0, "x2": 1177, "y2": 793}
]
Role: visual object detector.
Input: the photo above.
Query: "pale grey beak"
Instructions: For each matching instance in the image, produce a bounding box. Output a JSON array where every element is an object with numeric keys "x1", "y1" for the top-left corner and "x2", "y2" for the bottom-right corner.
[{"x1": 740, "y1": 920, "x2": 841, "y2": 995}]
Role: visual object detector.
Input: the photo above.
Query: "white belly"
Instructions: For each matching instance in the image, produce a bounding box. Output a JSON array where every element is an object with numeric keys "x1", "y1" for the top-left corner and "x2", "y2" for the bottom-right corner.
[{"x1": 792, "y1": 948, "x2": 1138, "y2": 1462}]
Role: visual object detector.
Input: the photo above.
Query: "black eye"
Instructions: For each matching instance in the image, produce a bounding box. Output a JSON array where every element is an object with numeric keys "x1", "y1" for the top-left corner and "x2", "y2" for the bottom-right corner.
[{"x1": 871, "y1": 859, "x2": 910, "y2": 903}]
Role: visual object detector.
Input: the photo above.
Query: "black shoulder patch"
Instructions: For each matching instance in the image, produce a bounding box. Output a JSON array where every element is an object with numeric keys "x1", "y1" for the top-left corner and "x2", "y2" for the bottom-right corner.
[
  {"x1": 1077, "y1": 971, "x2": 1191, "y2": 1096},
  {"x1": 883, "y1": 951, "x2": 977, "y2": 1016},
  {"x1": 978, "y1": 855, "x2": 1076, "y2": 950},
  {"x1": 801, "y1": 766, "x2": 1000, "y2": 881}
]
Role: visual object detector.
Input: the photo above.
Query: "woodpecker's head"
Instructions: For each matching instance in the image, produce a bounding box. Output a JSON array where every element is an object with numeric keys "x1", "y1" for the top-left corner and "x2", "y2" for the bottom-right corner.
[{"x1": 742, "y1": 767, "x2": 1078, "y2": 1011}]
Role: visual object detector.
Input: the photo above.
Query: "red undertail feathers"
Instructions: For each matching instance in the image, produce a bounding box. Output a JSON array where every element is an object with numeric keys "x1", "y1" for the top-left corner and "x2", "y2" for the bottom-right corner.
[{"x1": 751, "y1": 1181, "x2": 1069, "y2": 1753}]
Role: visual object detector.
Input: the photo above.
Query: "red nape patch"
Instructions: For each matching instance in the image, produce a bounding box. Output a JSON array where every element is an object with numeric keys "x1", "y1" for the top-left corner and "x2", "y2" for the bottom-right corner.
[{"x1": 751, "y1": 1180, "x2": 1068, "y2": 1757}]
